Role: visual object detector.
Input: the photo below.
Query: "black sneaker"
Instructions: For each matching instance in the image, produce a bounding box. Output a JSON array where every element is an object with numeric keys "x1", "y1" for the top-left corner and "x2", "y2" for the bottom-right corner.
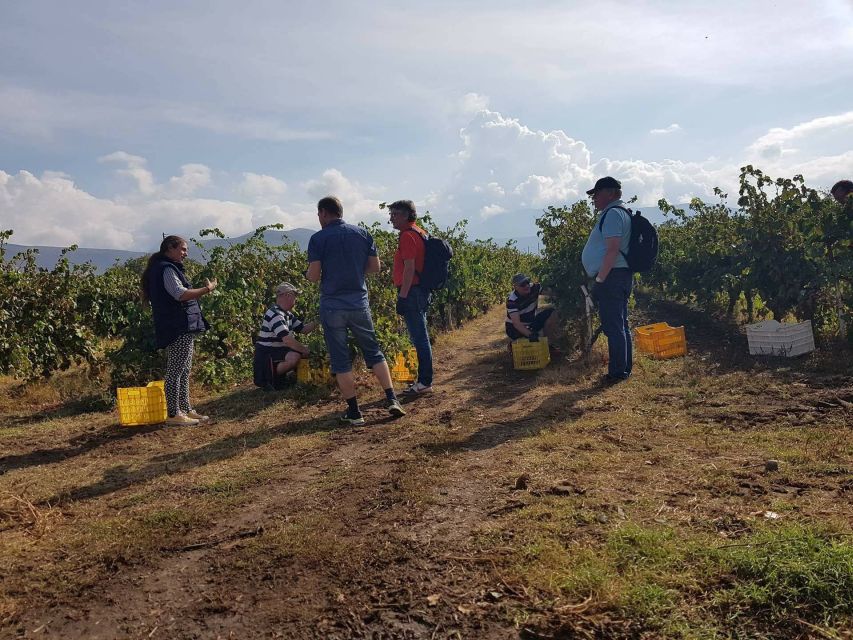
[
  {"x1": 601, "y1": 374, "x2": 628, "y2": 386},
  {"x1": 340, "y1": 411, "x2": 365, "y2": 425},
  {"x1": 385, "y1": 398, "x2": 406, "y2": 417}
]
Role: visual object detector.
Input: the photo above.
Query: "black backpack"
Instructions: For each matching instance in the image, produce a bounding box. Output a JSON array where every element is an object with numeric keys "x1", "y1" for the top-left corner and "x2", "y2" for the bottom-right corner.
[
  {"x1": 405, "y1": 229, "x2": 454, "y2": 291},
  {"x1": 598, "y1": 206, "x2": 658, "y2": 273}
]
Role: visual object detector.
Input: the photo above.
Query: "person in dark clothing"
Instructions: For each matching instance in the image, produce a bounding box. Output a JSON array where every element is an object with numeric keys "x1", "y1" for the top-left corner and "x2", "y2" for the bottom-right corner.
[
  {"x1": 581, "y1": 176, "x2": 633, "y2": 384},
  {"x1": 389, "y1": 199, "x2": 434, "y2": 395},
  {"x1": 253, "y1": 282, "x2": 317, "y2": 390},
  {"x1": 306, "y1": 196, "x2": 405, "y2": 424},
  {"x1": 140, "y1": 235, "x2": 218, "y2": 426},
  {"x1": 505, "y1": 273, "x2": 557, "y2": 341},
  {"x1": 831, "y1": 179, "x2": 853, "y2": 205}
]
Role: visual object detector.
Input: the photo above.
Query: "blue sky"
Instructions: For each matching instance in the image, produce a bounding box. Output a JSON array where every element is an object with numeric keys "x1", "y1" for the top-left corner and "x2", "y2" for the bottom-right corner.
[{"x1": 2, "y1": 0, "x2": 852, "y2": 250}]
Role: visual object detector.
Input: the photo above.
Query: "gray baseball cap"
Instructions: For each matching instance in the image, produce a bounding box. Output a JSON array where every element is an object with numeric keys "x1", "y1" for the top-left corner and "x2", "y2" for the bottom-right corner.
[
  {"x1": 275, "y1": 282, "x2": 300, "y2": 295},
  {"x1": 511, "y1": 273, "x2": 531, "y2": 286}
]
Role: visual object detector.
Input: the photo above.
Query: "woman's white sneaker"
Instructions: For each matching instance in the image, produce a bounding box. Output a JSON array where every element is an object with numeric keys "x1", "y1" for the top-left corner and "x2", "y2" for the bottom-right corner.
[
  {"x1": 186, "y1": 410, "x2": 210, "y2": 423},
  {"x1": 166, "y1": 413, "x2": 200, "y2": 426}
]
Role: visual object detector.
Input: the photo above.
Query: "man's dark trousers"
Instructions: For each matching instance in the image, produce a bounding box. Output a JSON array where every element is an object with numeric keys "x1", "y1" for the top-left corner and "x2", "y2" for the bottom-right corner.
[
  {"x1": 400, "y1": 285, "x2": 433, "y2": 386},
  {"x1": 596, "y1": 268, "x2": 633, "y2": 379}
]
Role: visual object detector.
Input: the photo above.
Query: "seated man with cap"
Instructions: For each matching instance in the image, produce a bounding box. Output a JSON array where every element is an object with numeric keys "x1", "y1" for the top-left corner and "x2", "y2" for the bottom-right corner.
[
  {"x1": 253, "y1": 282, "x2": 317, "y2": 389},
  {"x1": 505, "y1": 273, "x2": 557, "y2": 342}
]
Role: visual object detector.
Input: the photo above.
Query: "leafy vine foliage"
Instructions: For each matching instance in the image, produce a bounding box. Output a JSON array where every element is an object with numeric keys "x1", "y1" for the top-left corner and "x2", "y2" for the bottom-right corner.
[
  {"x1": 535, "y1": 168, "x2": 852, "y2": 344},
  {"x1": 1, "y1": 221, "x2": 536, "y2": 386},
  {"x1": 646, "y1": 167, "x2": 851, "y2": 337},
  {"x1": 534, "y1": 201, "x2": 597, "y2": 349},
  {"x1": 1, "y1": 231, "x2": 98, "y2": 379}
]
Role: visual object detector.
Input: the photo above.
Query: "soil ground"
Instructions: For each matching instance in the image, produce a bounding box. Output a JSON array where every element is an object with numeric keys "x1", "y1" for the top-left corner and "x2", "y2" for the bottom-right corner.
[{"x1": 1, "y1": 297, "x2": 851, "y2": 639}]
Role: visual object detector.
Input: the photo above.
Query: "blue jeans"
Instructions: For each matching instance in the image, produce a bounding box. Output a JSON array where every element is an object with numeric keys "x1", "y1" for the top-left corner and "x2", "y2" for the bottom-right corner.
[
  {"x1": 320, "y1": 307, "x2": 386, "y2": 374},
  {"x1": 595, "y1": 269, "x2": 633, "y2": 379},
  {"x1": 399, "y1": 286, "x2": 433, "y2": 386}
]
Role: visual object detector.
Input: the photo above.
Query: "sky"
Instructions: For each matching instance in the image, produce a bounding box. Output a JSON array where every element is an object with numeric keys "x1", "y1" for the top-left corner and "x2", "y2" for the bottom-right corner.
[{"x1": 1, "y1": 0, "x2": 852, "y2": 250}]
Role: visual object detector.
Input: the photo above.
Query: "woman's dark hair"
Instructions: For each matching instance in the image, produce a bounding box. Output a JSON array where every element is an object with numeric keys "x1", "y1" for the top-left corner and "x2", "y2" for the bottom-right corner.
[{"x1": 140, "y1": 235, "x2": 187, "y2": 302}]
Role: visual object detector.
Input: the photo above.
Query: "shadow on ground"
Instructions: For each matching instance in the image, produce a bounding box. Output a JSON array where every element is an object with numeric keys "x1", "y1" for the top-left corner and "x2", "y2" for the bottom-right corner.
[
  {"x1": 636, "y1": 291, "x2": 853, "y2": 380},
  {"x1": 46, "y1": 408, "x2": 344, "y2": 505},
  {"x1": 0, "y1": 386, "x2": 326, "y2": 476},
  {"x1": 3, "y1": 394, "x2": 113, "y2": 429},
  {"x1": 195, "y1": 383, "x2": 331, "y2": 421},
  {"x1": 421, "y1": 330, "x2": 604, "y2": 454},
  {"x1": 420, "y1": 382, "x2": 602, "y2": 455},
  {"x1": 0, "y1": 422, "x2": 169, "y2": 475}
]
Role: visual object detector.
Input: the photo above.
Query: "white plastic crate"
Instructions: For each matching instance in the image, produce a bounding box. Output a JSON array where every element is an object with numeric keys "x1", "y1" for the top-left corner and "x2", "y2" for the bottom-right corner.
[{"x1": 746, "y1": 320, "x2": 815, "y2": 357}]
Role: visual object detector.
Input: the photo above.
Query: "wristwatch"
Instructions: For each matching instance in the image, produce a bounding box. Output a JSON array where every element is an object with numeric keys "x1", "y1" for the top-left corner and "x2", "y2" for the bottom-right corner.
[{"x1": 595, "y1": 275, "x2": 604, "y2": 284}]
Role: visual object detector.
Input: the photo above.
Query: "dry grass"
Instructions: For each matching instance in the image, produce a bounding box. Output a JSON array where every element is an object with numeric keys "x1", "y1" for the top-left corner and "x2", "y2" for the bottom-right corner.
[{"x1": 1, "y1": 300, "x2": 851, "y2": 638}]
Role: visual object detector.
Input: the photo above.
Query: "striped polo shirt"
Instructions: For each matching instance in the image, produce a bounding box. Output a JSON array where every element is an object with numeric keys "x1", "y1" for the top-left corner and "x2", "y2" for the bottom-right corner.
[
  {"x1": 256, "y1": 304, "x2": 305, "y2": 347},
  {"x1": 506, "y1": 282, "x2": 542, "y2": 326}
]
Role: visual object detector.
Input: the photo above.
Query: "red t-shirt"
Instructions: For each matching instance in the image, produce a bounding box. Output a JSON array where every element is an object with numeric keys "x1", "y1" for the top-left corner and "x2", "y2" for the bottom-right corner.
[{"x1": 393, "y1": 224, "x2": 426, "y2": 288}]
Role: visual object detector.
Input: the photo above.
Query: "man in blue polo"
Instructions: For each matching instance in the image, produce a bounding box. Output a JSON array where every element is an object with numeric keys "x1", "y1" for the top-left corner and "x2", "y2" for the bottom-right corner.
[
  {"x1": 306, "y1": 196, "x2": 405, "y2": 424},
  {"x1": 581, "y1": 176, "x2": 633, "y2": 384}
]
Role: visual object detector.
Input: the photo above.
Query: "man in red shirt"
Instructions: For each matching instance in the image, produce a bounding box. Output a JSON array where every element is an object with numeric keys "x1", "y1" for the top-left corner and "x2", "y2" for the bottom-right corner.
[{"x1": 389, "y1": 199, "x2": 433, "y2": 394}]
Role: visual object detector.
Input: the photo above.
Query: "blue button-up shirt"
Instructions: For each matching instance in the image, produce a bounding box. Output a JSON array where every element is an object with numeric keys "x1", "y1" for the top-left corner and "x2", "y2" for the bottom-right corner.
[{"x1": 307, "y1": 219, "x2": 378, "y2": 310}]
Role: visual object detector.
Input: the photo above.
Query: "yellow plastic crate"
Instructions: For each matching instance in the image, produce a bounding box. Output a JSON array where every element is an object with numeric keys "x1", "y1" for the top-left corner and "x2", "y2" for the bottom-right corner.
[
  {"x1": 635, "y1": 322, "x2": 687, "y2": 359},
  {"x1": 390, "y1": 349, "x2": 418, "y2": 384},
  {"x1": 117, "y1": 381, "x2": 167, "y2": 426},
  {"x1": 296, "y1": 359, "x2": 334, "y2": 385},
  {"x1": 512, "y1": 337, "x2": 550, "y2": 370}
]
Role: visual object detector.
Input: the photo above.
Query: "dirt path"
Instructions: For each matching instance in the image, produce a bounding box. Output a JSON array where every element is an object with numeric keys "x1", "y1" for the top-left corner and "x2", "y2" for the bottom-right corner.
[
  {"x1": 4, "y1": 307, "x2": 557, "y2": 639},
  {"x1": 2, "y1": 302, "x2": 851, "y2": 639}
]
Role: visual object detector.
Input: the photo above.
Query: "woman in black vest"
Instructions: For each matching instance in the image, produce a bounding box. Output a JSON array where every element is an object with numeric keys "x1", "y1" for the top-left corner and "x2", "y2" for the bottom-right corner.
[{"x1": 140, "y1": 235, "x2": 218, "y2": 426}]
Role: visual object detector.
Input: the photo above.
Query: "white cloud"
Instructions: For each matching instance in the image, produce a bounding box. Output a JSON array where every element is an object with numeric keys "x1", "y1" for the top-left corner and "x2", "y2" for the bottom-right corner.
[
  {"x1": 99, "y1": 153, "x2": 210, "y2": 198},
  {"x1": 746, "y1": 111, "x2": 853, "y2": 160},
  {"x1": 650, "y1": 124, "x2": 682, "y2": 135},
  {"x1": 447, "y1": 109, "x2": 594, "y2": 209},
  {"x1": 0, "y1": 155, "x2": 386, "y2": 249},
  {"x1": 0, "y1": 170, "x2": 137, "y2": 249},
  {"x1": 437, "y1": 108, "x2": 719, "y2": 224},
  {"x1": 480, "y1": 204, "x2": 506, "y2": 219},
  {"x1": 99, "y1": 151, "x2": 155, "y2": 195},
  {"x1": 303, "y1": 169, "x2": 386, "y2": 223},
  {"x1": 434, "y1": 105, "x2": 853, "y2": 230},
  {"x1": 460, "y1": 92, "x2": 490, "y2": 115},
  {"x1": 162, "y1": 164, "x2": 212, "y2": 198},
  {"x1": 137, "y1": 198, "x2": 254, "y2": 241},
  {"x1": 238, "y1": 173, "x2": 288, "y2": 202}
]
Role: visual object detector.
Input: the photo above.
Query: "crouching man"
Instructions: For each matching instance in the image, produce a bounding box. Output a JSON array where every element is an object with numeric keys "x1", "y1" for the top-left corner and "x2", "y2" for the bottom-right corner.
[
  {"x1": 505, "y1": 273, "x2": 558, "y2": 342},
  {"x1": 253, "y1": 282, "x2": 316, "y2": 389}
]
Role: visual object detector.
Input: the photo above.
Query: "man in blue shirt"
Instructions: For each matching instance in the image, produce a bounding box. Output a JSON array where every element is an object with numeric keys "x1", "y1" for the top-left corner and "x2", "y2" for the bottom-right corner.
[
  {"x1": 581, "y1": 176, "x2": 633, "y2": 383},
  {"x1": 306, "y1": 196, "x2": 405, "y2": 423}
]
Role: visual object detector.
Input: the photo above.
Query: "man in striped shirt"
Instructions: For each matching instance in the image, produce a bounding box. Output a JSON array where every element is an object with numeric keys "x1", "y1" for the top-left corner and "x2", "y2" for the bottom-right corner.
[
  {"x1": 253, "y1": 282, "x2": 317, "y2": 389},
  {"x1": 505, "y1": 273, "x2": 556, "y2": 341}
]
